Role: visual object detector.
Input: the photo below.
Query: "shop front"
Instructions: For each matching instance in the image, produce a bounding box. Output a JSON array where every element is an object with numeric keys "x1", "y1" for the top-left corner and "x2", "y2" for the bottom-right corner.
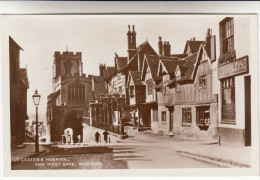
[{"x1": 218, "y1": 55, "x2": 251, "y2": 146}]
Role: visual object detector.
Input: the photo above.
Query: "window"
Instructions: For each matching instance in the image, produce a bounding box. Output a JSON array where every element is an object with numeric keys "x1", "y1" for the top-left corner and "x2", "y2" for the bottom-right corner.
[
  {"x1": 147, "y1": 81, "x2": 153, "y2": 94},
  {"x1": 220, "y1": 18, "x2": 234, "y2": 54},
  {"x1": 221, "y1": 77, "x2": 235, "y2": 123},
  {"x1": 199, "y1": 75, "x2": 207, "y2": 87},
  {"x1": 68, "y1": 83, "x2": 85, "y2": 102},
  {"x1": 196, "y1": 106, "x2": 210, "y2": 127},
  {"x1": 161, "y1": 111, "x2": 166, "y2": 122},
  {"x1": 182, "y1": 108, "x2": 192, "y2": 124},
  {"x1": 119, "y1": 87, "x2": 122, "y2": 93}
]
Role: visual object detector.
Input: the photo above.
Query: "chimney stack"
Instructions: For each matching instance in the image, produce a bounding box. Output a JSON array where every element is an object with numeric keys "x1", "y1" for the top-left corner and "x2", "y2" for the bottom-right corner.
[
  {"x1": 127, "y1": 25, "x2": 132, "y2": 49},
  {"x1": 162, "y1": 41, "x2": 171, "y2": 57},
  {"x1": 205, "y1": 28, "x2": 212, "y2": 44},
  {"x1": 166, "y1": 41, "x2": 171, "y2": 56},
  {"x1": 158, "y1": 36, "x2": 163, "y2": 56},
  {"x1": 131, "y1": 25, "x2": 136, "y2": 49}
]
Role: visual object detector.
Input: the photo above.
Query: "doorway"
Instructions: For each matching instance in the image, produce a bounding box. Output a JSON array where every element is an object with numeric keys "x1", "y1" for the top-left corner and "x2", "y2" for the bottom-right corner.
[{"x1": 245, "y1": 76, "x2": 251, "y2": 146}]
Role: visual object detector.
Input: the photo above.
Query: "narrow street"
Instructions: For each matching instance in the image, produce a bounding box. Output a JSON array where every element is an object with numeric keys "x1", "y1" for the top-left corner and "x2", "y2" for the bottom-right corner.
[{"x1": 12, "y1": 132, "x2": 220, "y2": 169}]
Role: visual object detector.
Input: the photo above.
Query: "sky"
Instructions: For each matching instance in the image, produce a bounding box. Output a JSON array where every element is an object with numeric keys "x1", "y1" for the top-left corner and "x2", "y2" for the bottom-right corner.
[{"x1": 2, "y1": 15, "x2": 232, "y2": 122}]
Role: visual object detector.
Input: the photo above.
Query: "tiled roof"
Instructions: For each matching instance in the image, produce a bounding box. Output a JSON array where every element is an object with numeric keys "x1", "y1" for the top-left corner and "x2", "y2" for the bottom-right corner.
[
  {"x1": 130, "y1": 71, "x2": 143, "y2": 86},
  {"x1": 145, "y1": 55, "x2": 162, "y2": 81},
  {"x1": 184, "y1": 40, "x2": 204, "y2": 54},
  {"x1": 160, "y1": 59, "x2": 184, "y2": 74},
  {"x1": 104, "y1": 66, "x2": 116, "y2": 79},
  {"x1": 170, "y1": 54, "x2": 188, "y2": 59},
  {"x1": 116, "y1": 57, "x2": 128, "y2": 71},
  {"x1": 119, "y1": 41, "x2": 157, "y2": 72},
  {"x1": 178, "y1": 52, "x2": 198, "y2": 82}
]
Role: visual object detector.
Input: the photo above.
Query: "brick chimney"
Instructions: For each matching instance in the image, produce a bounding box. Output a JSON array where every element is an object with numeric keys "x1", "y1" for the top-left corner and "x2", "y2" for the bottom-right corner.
[
  {"x1": 166, "y1": 41, "x2": 171, "y2": 56},
  {"x1": 158, "y1": 36, "x2": 163, "y2": 56},
  {"x1": 205, "y1": 28, "x2": 212, "y2": 44},
  {"x1": 127, "y1": 25, "x2": 137, "y2": 62},
  {"x1": 162, "y1": 41, "x2": 171, "y2": 57},
  {"x1": 131, "y1": 25, "x2": 136, "y2": 49},
  {"x1": 127, "y1": 25, "x2": 132, "y2": 50}
]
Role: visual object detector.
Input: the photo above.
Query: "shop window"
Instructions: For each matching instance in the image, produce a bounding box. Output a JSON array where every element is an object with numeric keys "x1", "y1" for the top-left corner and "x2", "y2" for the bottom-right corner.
[
  {"x1": 196, "y1": 106, "x2": 210, "y2": 130},
  {"x1": 221, "y1": 77, "x2": 236, "y2": 123},
  {"x1": 199, "y1": 75, "x2": 207, "y2": 87},
  {"x1": 161, "y1": 111, "x2": 166, "y2": 122},
  {"x1": 220, "y1": 18, "x2": 234, "y2": 54},
  {"x1": 182, "y1": 108, "x2": 192, "y2": 125},
  {"x1": 148, "y1": 81, "x2": 153, "y2": 94}
]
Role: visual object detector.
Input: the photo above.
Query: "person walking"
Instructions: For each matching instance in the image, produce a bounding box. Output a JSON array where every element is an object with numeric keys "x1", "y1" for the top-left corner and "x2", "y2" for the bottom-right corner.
[
  {"x1": 103, "y1": 129, "x2": 109, "y2": 143},
  {"x1": 95, "y1": 131, "x2": 101, "y2": 144}
]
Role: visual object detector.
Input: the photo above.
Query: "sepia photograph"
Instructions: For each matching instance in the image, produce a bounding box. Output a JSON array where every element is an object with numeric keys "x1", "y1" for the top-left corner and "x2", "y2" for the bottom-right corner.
[{"x1": 1, "y1": 5, "x2": 259, "y2": 177}]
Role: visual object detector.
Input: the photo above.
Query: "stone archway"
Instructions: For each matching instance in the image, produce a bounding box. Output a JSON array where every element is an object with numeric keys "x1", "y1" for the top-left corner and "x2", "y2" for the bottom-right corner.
[{"x1": 63, "y1": 110, "x2": 83, "y2": 143}]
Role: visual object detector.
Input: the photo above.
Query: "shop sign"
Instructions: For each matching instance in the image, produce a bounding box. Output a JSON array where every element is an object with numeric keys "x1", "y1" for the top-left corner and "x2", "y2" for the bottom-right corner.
[{"x1": 218, "y1": 56, "x2": 248, "y2": 79}]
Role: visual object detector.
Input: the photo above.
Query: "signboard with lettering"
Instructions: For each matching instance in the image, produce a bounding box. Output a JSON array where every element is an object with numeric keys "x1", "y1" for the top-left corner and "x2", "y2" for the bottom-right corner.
[{"x1": 218, "y1": 56, "x2": 249, "y2": 79}]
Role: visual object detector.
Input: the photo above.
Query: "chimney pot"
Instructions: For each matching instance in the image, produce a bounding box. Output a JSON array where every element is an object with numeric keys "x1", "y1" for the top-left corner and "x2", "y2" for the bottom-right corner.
[{"x1": 132, "y1": 25, "x2": 135, "y2": 31}]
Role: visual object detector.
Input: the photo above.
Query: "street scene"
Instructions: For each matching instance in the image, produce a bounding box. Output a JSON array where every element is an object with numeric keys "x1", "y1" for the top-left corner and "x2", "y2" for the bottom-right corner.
[{"x1": 6, "y1": 15, "x2": 254, "y2": 171}]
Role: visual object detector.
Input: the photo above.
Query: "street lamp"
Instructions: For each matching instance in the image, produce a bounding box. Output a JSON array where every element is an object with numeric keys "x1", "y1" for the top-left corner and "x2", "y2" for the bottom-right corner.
[{"x1": 32, "y1": 89, "x2": 41, "y2": 152}]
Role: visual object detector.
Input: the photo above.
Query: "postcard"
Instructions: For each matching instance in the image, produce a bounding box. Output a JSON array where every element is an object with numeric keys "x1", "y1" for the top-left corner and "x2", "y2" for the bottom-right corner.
[{"x1": 1, "y1": 10, "x2": 259, "y2": 177}]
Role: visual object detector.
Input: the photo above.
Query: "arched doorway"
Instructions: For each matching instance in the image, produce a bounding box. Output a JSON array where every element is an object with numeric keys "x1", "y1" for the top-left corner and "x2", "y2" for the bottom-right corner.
[
  {"x1": 63, "y1": 128, "x2": 73, "y2": 144},
  {"x1": 63, "y1": 110, "x2": 83, "y2": 144}
]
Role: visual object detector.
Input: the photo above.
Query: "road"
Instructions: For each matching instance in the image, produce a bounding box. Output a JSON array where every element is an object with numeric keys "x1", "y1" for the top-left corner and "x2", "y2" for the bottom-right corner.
[{"x1": 12, "y1": 131, "x2": 220, "y2": 169}]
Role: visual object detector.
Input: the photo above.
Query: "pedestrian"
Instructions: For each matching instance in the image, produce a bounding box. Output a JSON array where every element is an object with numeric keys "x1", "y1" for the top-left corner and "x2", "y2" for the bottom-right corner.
[
  {"x1": 103, "y1": 129, "x2": 109, "y2": 143},
  {"x1": 95, "y1": 131, "x2": 100, "y2": 144}
]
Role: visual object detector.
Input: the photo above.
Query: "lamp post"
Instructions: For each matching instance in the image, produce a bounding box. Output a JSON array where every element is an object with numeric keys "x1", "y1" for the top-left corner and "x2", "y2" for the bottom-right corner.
[{"x1": 32, "y1": 89, "x2": 41, "y2": 153}]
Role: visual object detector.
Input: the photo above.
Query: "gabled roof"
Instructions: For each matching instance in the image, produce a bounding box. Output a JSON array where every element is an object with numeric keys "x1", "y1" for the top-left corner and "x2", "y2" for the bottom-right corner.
[
  {"x1": 183, "y1": 40, "x2": 204, "y2": 54},
  {"x1": 119, "y1": 41, "x2": 157, "y2": 73},
  {"x1": 115, "y1": 56, "x2": 127, "y2": 71},
  {"x1": 129, "y1": 71, "x2": 143, "y2": 86},
  {"x1": 177, "y1": 52, "x2": 198, "y2": 82},
  {"x1": 141, "y1": 54, "x2": 162, "y2": 82},
  {"x1": 104, "y1": 66, "x2": 116, "y2": 80},
  {"x1": 159, "y1": 59, "x2": 184, "y2": 75},
  {"x1": 9, "y1": 36, "x2": 24, "y2": 51}
]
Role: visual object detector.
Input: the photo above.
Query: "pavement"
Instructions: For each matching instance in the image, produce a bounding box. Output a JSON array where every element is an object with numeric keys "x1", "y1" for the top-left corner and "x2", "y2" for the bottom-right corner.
[
  {"x1": 11, "y1": 132, "x2": 251, "y2": 168},
  {"x1": 11, "y1": 137, "x2": 50, "y2": 165}
]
